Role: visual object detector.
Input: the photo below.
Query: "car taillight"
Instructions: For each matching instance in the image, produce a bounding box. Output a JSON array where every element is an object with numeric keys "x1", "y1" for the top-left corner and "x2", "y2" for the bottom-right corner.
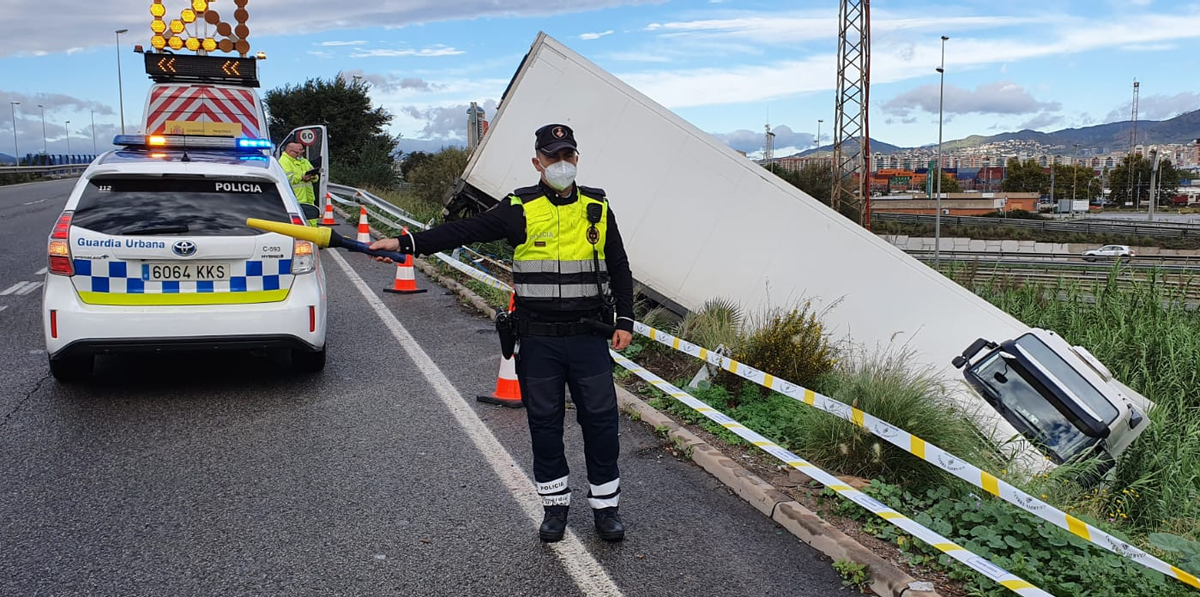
[
  {"x1": 48, "y1": 211, "x2": 74, "y2": 276},
  {"x1": 309, "y1": 306, "x2": 316, "y2": 332},
  {"x1": 290, "y1": 213, "x2": 305, "y2": 225},
  {"x1": 292, "y1": 239, "x2": 316, "y2": 274}
]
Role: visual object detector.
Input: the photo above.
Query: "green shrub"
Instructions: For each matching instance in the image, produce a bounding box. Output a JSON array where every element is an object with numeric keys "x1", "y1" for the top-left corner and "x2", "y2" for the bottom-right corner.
[
  {"x1": 733, "y1": 303, "x2": 836, "y2": 392},
  {"x1": 830, "y1": 481, "x2": 1190, "y2": 597},
  {"x1": 675, "y1": 297, "x2": 745, "y2": 352}
]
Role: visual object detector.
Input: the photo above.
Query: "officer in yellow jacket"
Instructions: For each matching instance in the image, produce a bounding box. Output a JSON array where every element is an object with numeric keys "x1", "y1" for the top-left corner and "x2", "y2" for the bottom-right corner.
[
  {"x1": 280, "y1": 142, "x2": 319, "y2": 224},
  {"x1": 370, "y1": 124, "x2": 635, "y2": 543}
]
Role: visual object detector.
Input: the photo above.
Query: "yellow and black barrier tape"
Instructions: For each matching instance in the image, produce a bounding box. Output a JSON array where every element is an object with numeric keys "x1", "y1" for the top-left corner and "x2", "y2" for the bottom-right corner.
[
  {"x1": 631, "y1": 321, "x2": 1199, "y2": 591},
  {"x1": 611, "y1": 351, "x2": 1055, "y2": 597}
]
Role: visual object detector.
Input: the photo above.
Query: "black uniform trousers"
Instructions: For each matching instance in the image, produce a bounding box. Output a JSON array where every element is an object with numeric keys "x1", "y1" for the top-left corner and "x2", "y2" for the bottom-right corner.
[{"x1": 516, "y1": 332, "x2": 621, "y2": 510}]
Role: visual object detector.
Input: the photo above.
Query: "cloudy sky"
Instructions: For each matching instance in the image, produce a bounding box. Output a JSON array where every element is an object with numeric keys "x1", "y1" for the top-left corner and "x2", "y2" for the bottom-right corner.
[{"x1": 2, "y1": 0, "x2": 1198, "y2": 158}]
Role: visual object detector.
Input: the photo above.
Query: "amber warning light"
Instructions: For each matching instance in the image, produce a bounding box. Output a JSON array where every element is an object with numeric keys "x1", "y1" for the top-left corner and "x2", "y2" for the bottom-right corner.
[{"x1": 143, "y1": 52, "x2": 259, "y2": 87}]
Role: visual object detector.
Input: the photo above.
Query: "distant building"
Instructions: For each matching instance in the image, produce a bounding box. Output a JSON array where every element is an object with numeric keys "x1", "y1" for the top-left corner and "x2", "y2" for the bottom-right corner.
[{"x1": 871, "y1": 192, "x2": 1039, "y2": 216}]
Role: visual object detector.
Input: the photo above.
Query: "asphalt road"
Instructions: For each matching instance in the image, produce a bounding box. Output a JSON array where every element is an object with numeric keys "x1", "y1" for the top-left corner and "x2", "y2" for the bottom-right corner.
[{"x1": 0, "y1": 179, "x2": 852, "y2": 597}]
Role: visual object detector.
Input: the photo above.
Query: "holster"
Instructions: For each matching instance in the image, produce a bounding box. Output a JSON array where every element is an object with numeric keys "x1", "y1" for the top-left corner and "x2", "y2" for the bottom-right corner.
[{"x1": 495, "y1": 310, "x2": 518, "y2": 359}]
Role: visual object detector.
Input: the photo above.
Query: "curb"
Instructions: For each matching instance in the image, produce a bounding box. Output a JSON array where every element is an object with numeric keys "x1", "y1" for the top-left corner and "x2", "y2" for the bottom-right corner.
[{"x1": 350, "y1": 203, "x2": 941, "y2": 597}]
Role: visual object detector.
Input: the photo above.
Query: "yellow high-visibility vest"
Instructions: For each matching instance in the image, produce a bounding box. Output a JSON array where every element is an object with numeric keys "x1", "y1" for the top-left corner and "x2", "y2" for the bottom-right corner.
[{"x1": 510, "y1": 187, "x2": 608, "y2": 311}]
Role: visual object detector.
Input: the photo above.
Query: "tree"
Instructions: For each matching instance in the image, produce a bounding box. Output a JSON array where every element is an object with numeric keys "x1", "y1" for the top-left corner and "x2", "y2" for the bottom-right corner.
[
  {"x1": 264, "y1": 75, "x2": 399, "y2": 188},
  {"x1": 400, "y1": 151, "x2": 433, "y2": 181},
  {"x1": 407, "y1": 147, "x2": 470, "y2": 205},
  {"x1": 764, "y1": 163, "x2": 849, "y2": 207},
  {"x1": 936, "y1": 172, "x2": 961, "y2": 194},
  {"x1": 1107, "y1": 153, "x2": 1182, "y2": 207},
  {"x1": 1000, "y1": 158, "x2": 1048, "y2": 194},
  {"x1": 1047, "y1": 163, "x2": 1097, "y2": 201}
]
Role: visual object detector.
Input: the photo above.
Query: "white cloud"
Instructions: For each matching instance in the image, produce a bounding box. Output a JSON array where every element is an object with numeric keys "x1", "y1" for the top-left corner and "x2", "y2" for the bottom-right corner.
[
  {"x1": 709, "y1": 124, "x2": 814, "y2": 154},
  {"x1": 643, "y1": 13, "x2": 1043, "y2": 46},
  {"x1": 580, "y1": 30, "x2": 614, "y2": 40},
  {"x1": 1105, "y1": 92, "x2": 1200, "y2": 121},
  {"x1": 884, "y1": 81, "x2": 1060, "y2": 117},
  {"x1": 1120, "y1": 43, "x2": 1174, "y2": 51},
  {"x1": 320, "y1": 40, "x2": 367, "y2": 47},
  {"x1": 350, "y1": 46, "x2": 465, "y2": 58},
  {"x1": 1018, "y1": 112, "x2": 1064, "y2": 130},
  {"x1": 599, "y1": 52, "x2": 673, "y2": 63}
]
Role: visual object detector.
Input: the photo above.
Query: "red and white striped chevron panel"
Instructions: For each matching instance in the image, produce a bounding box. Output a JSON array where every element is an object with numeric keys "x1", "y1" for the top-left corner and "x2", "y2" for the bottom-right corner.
[{"x1": 146, "y1": 86, "x2": 263, "y2": 139}]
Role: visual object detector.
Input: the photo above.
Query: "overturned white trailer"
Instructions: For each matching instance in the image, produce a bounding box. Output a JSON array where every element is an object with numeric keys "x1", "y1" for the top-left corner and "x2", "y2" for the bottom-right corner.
[{"x1": 448, "y1": 33, "x2": 1152, "y2": 473}]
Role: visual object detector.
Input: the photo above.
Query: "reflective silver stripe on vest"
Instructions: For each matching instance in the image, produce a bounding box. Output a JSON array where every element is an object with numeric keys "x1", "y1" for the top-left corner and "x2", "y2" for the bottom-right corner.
[
  {"x1": 515, "y1": 283, "x2": 603, "y2": 299},
  {"x1": 512, "y1": 259, "x2": 607, "y2": 274}
]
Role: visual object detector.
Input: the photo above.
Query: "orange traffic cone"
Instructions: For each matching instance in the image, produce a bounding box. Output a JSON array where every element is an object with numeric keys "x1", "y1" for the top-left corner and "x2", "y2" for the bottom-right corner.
[
  {"x1": 478, "y1": 354, "x2": 522, "y2": 408},
  {"x1": 356, "y1": 206, "x2": 371, "y2": 243},
  {"x1": 319, "y1": 194, "x2": 336, "y2": 226},
  {"x1": 384, "y1": 227, "x2": 426, "y2": 294},
  {"x1": 384, "y1": 254, "x2": 427, "y2": 294}
]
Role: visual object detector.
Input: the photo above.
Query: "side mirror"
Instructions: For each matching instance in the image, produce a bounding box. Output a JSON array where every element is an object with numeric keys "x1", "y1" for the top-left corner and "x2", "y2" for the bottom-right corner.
[{"x1": 300, "y1": 203, "x2": 321, "y2": 220}]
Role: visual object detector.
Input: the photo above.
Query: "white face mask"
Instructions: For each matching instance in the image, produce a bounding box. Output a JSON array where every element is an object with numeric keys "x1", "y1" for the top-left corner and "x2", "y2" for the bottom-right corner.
[{"x1": 542, "y1": 160, "x2": 577, "y2": 191}]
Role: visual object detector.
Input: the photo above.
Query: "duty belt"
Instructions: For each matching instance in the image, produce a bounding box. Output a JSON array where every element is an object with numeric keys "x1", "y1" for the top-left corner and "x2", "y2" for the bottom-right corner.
[{"x1": 515, "y1": 318, "x2": 612, "y2": 337}]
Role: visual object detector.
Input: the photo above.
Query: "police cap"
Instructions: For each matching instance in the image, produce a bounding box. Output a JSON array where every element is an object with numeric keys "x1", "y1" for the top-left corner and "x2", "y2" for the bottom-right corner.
[{"x1": 535, "y1": 124, "x2": 577, "y2": 154}]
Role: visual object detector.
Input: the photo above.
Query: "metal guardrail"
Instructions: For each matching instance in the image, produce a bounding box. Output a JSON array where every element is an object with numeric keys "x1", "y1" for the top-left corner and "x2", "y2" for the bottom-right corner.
[
  {"x1": 874, "y1": 212, "x2": 1200, "y2": 238},
  {"x1": 0, "y1": 164, "x2": 89, "y2": 175},
  {"x1": 326, "y1": 182, "x2": 513, "y2": 278},
  {"x1": 905, "y1": 250, "x2": 1200, "y2": 269}
]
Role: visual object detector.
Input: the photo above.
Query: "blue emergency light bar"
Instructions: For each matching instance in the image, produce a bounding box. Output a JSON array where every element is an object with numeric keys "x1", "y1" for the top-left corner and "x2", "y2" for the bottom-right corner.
[
  {"x1": 113, "y1": 135, "x2": 274, "y2": 151},
  {"x1": 237, "y1": 138, "x2": 273, "y2": 149}
]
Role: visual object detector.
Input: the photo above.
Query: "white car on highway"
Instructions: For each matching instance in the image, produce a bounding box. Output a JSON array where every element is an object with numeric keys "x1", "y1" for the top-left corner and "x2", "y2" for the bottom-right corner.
[
  {"x1": 42, "y1": 135, "x2": 328, "y2": 381},
  {"x1": 1081, "y1": 244, "x2": 1134, "y2": 262}
]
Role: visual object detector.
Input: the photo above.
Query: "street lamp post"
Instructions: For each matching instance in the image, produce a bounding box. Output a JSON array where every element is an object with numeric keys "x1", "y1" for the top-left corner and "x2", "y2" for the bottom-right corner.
[
  {"x1": 815, "y1": 119, "x2": 822, "y2": 152},
  {"x1": 116, "y1": 29, "x2": 128, "y2": 134},
  {"x1": 38, "y1": 104, "x2": 47, "y2": 157},
  {"x1": 9, "y1": 101, "x2": 19, "y2": 166},
  {"x1": 64, "y1": 120, "x2": 71, "y2": 160},
  {"x1": 935, "y1": 35, "x2": 949, "y2": 269},
  {"x1": 1147, "y1": 147, "x2": 1160, "y2": 222},
  {"x1": 90, "y1": 109, "x2": 97, "y2": 154},
  {"x1": 1072, "y1": 143, "x2": 1080, "y2": 203}
]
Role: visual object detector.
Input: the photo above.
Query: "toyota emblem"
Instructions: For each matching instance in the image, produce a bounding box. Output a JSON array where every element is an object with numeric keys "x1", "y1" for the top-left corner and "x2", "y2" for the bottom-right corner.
[{"x1": 172, "y1": 240, "x2": 197, "y2": 257}]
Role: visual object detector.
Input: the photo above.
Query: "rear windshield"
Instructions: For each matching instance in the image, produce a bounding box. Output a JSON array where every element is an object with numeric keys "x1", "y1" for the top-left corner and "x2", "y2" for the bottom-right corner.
[{"x1": 72, "y1": 176, "x2": 289, "y2": 236}]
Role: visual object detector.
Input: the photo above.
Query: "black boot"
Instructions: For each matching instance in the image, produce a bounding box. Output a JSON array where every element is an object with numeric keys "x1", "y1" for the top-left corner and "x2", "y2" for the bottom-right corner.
[
  {"x1": 539, "y1": 506, "x2": 568, "y2": 542},
  {"x1": 593, "y1": 507, "x2": 625, "y2": 542}
]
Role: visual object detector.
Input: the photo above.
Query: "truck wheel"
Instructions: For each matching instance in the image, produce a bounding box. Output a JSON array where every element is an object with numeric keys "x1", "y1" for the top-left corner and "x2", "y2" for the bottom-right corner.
[
  {"x1": 49, "y1": 354, "x2": 94, "y2": 382},
  {"x1": 292, "y1": 346, "x2": 326, "y2": 373}
]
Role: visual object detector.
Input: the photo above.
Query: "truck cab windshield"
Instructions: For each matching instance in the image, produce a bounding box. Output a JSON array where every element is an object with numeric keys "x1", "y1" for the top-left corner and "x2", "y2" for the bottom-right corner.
[{"x1": 967, "y1": 351, "x2": 1099, "y2": 463}]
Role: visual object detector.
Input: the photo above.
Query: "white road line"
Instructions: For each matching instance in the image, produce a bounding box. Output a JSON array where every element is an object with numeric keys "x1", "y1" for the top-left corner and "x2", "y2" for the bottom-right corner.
[
  {"x1": 0, "y1": 282, "x2": 31, "y2": 296},
  {"x1": 35, "y1": 267, "x2": 47, "y2": 275},
  {"x1": 15, "y1": 281, "x2": 43, "y2": 296},
  {"x1": 0, "y1": 306, "x2": 7, "y2": 313},
  {"x1": 328, "y1": 251, "x2": 624, "y2": 597},
  {"x1": 21, "y1": 198, "x2": 49, "y2": 206}
]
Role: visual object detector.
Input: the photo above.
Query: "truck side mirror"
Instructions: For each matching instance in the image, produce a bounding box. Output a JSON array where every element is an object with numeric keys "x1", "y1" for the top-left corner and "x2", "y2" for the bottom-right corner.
[{"x1": 1129, "y1": 409, "x2": 1144, "y2": 429}]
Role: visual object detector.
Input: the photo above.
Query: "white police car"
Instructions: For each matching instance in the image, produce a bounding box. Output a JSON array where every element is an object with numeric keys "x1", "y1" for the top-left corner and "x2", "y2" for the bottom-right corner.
[{"x1": 42, "y1": 135, "x2": 328, "y2": 381}]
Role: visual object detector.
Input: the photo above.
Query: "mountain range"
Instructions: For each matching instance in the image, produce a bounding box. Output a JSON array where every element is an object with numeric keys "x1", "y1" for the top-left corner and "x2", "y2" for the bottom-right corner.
[{"x1": 794, "y1": 110, "x2": 1200, "y2": 157}]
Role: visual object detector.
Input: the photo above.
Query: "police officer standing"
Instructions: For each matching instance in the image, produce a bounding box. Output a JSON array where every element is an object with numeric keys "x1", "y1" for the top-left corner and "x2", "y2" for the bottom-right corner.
[
  {"x1": 369, "y1": 124, "x2": 635, "y2": 543},
  {"x1": 279, "y1": 142, "x2": 319, "y2": 224}
]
